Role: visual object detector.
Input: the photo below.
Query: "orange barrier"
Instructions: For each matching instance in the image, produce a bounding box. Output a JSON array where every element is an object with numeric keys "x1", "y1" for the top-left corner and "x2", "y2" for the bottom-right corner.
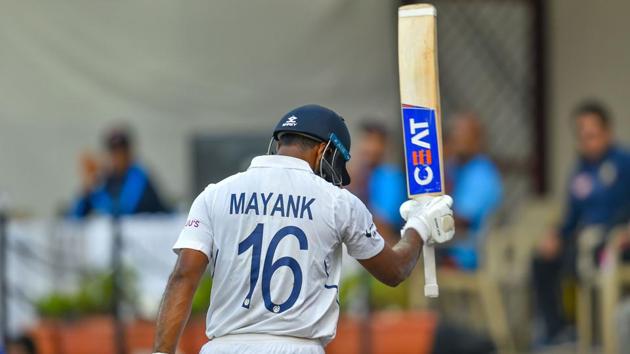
[
  {"x1": 29, "y1": 311, "x2": 437, "y2": 354},
  {"x1": 327, "y1": 312, "x2": 437, "y2": 354}
]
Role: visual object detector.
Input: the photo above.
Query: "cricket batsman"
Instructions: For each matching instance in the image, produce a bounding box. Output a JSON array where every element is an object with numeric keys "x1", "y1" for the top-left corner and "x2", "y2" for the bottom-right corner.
[{"x1": 153, "y1": 104, "x2": 454, "y2": 354}]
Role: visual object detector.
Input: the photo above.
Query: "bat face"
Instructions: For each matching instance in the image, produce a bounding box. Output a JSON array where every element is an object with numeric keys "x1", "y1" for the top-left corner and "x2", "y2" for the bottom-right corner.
[
  {"x1": 401, "y1": 104, "x2": 443, "y2": 196},
  {"x1": 398, "y1": 2, "x2": 444, "y2": 299},
  {"x1": 398, "y1": 3, "x2": 444, "y2": 198}
]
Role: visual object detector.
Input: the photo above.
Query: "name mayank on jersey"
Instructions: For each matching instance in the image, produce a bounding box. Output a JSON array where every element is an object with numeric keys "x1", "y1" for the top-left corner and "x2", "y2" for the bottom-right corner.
[{"x1": 229, "y1": 192, "x2": 316, "y2": 220}]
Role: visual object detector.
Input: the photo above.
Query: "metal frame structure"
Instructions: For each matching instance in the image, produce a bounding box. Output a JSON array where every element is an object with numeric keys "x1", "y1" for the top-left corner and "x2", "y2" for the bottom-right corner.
[{"x1": 401, "y1": 0, "x2": 549, "y2": 195}]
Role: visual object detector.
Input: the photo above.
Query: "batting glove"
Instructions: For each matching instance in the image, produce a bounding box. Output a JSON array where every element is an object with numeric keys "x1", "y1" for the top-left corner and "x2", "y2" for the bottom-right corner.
[{"x1": 400, "y1": 195, "x2": 455, "y2": 244}]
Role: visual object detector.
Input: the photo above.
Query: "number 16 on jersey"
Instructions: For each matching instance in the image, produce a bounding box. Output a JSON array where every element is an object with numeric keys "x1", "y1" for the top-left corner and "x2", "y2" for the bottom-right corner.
[
  {"x1": 238, "y1": 223, "x2": 308, "y2": 313},
  {"x1": 398, "y1": 3, "x2": 445, "y2": 298}
]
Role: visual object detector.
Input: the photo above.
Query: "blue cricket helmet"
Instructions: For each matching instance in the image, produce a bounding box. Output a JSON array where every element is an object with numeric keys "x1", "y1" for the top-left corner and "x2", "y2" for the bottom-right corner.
[{"x1": 272, "y1": 104, "x2": 352, "y2": 186}]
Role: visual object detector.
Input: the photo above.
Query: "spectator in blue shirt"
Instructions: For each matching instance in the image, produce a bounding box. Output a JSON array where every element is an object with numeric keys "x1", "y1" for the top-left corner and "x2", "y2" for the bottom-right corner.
[
  {"x1": 442, "y1": 113, "x2": 503, "y2": 271},
  {"x1": 533, "y1": 101, "x2": 630, "y2": 344},
  {"x1": 69, "y1": 126, "x2": 170, "y2": 218},
  {"x1": 347, "y1": 122, "x2": 407, "y2": 238},
  {"x1": 345, "y1": 121, "x2": 411, "y2": 309}
]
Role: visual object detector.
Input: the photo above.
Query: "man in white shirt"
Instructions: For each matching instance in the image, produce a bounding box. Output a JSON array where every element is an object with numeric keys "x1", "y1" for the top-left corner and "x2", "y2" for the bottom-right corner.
[{"x1": 153, "y1": 104, "x2": 454, "y2": 354}]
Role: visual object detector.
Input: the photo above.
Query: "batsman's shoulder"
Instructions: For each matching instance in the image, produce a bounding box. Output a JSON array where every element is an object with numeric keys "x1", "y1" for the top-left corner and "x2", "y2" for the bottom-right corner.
[
  {"x1": 215, "y1": 171, "x2": 246, "y2": 187},
  {"x1": 195, "y1": 172, "x2": 245, "y2": 203},
  {"x1": 337, "y1": 188, "x2": 369, "y2": 212},
  {"x1": 202, "y1": 172, "x2": 245, "y2": 193},
  {"x1": 191, "y1": 183, "x2": 217, "y2": 206}
]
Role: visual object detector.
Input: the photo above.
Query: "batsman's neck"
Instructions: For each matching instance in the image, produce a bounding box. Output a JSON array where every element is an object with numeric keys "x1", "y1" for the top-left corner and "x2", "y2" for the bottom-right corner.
[{"x1": 276, "y1": 146, "x2": 319, "y2": 171}]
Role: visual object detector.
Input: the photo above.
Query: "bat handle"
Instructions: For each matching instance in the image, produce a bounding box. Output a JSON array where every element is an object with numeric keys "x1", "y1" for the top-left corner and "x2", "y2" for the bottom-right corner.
[{"x1": 423, "y1": 244, "x2": 438, "y2": 297}]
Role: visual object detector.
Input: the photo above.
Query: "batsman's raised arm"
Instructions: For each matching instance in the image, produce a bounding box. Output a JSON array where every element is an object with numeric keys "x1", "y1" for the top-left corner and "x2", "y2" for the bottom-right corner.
[{"x1": 355, "y1": 196, "x2": 454, "y2": 287}]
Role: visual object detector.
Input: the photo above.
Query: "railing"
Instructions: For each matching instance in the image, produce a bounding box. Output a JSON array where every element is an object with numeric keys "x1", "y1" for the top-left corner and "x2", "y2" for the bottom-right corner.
[{"x1": 5, "y1": 215, "x2": 185, "y2": 334}]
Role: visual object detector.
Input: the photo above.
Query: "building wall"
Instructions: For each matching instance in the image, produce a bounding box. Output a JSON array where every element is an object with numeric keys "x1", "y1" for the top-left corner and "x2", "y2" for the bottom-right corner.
[
  {"x1": 2, "y1": 0, "x2": 629, "y2": 215},
  {"x1": 0, "y1": 1, "x2": 399, "y2": 215}
]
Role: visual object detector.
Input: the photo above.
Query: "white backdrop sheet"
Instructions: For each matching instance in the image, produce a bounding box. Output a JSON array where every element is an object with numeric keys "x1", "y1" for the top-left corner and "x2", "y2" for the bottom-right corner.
[
  {"x1": 7, "y1": 216, "x2": 183, "y2": 334},
  {"x1": 5, "y1": 215, "x2": 362, "y2": 334},
  {"x1": 0, "y1": 1, "x2": 399, "y2": 215}
]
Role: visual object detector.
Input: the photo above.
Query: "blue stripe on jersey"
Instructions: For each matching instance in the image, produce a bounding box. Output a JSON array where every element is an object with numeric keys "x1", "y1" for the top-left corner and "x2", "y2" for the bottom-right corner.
[
  {"x1": 323, "y1": 260, "x2": 340, "y2": 305},
  {"x1": 212, "y1": 248, "x2": 219, "y2": 277}
]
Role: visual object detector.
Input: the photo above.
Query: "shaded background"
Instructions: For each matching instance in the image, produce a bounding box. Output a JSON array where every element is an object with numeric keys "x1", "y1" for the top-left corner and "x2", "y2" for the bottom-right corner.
[
  {"x1": 0, "y1": 0, "x2": 401, "y2": 214},
  {"x1": 1, "y1": 0, "x2": 630, "y2": 214},
  {"x1": 1, "y1": 1, "x2": 630, "y2": 354}
]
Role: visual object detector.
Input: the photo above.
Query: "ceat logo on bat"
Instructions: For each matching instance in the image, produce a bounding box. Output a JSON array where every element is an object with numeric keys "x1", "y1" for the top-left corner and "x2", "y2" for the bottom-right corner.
[{"x1": 401, "y1": 104, "x2": 443, "y2": 195}]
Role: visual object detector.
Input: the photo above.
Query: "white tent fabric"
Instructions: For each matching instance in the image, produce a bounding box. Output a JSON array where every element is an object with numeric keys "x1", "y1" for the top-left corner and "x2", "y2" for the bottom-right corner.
[
  {"x1": 0, "y1": 1, "x2": 399, "y2": 215},
  {"x1": 6, "y1": 215, "x2": 363, "y2": 335}
]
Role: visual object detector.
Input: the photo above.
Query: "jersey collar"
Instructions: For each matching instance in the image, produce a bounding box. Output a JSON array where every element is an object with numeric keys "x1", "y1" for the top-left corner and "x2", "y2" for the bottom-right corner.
[{"x1": 249, "y1": 155, "x2": 314, "y2": 173}]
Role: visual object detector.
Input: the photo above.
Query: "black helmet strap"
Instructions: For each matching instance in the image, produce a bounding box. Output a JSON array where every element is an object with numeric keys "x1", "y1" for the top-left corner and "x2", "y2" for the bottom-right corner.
[
  {"x1": 318, "y1": 140, "x2": 344, "y2": 187},
  {"x1": 266, "y1": 137, "x2": 276, "y2": 155},
  {"x1": 266, "y1": 133, "x2": 346, "y2": 187}
]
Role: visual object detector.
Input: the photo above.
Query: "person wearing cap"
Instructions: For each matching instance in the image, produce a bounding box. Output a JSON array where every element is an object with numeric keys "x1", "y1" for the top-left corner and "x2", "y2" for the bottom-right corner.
[
  {"x1": 68, "y1": 126, "x2": 170, "y2": 218},
  {"x1": 153, "y1": 105, "x2": 455, "y2": 354}
]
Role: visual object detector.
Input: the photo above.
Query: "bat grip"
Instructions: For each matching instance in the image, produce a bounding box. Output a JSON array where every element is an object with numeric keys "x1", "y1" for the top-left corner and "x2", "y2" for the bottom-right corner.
[{"x1": 423, "y1": 244, "x2": 438, "y2": 297}]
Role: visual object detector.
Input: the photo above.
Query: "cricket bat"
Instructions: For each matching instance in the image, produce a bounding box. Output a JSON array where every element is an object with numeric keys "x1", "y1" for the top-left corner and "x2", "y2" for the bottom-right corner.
[{"x1": 398, "y1": 3, "x2": 448, "y2": 298}]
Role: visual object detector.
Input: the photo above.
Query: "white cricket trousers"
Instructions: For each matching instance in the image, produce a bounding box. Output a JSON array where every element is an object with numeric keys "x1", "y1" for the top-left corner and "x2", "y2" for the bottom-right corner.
[{"x1": 200, "y1": 334, "x2": 325, "y2": 354}]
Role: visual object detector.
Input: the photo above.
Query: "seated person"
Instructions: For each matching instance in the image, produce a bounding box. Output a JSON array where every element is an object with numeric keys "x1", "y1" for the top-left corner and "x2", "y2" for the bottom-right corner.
[
  {"x1": 533, "y1": 101, "x2": 630, "y2": 344},
  {"x1": 347, "y1": 121, "x2": 407, "y2": 237},
  {"x1": 346, "y1": 121, "x2": 410, "y2": 309},
  {"x1": 69, "y1": 126, "x2": 170, "y2": 218},
  {"x1": 442, "y1": 113, "x2": 503, "y2": 271}
]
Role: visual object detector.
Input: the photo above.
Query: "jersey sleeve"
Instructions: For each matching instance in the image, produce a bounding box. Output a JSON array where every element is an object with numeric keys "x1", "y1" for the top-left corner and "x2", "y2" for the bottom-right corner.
[
  {"x1": 173, "y1": 185, "x2": 215, "y2": 261},
  {"x1": 336, "y1": 190, "x2": 385, "y2": 260}
]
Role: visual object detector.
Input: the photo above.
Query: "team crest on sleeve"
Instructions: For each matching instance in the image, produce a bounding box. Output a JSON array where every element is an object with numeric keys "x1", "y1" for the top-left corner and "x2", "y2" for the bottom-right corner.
[{"x1": 364, "y1": 223, "x2": 376, "y2": 238}]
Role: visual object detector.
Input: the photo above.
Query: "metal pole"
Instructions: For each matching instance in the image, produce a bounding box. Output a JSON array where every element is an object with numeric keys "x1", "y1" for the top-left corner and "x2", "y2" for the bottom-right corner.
[
  {"x1": 358, "y1": 270, "x2": 372, "y2": 354},
  {"x1": 532, "y1": 0, "x2": 549, "y2": 195},
  {"x1": 0, "y1": 205, "x2": 8, "y2": 351},
  {"x1": 111, "y1": 204, "x2": 127, "y2": 354}
]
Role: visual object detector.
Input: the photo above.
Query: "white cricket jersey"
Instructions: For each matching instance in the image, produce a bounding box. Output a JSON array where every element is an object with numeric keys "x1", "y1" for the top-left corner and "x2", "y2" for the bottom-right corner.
[{"x1": 173, "y1": 155, "x2": 384, "y2": 345}]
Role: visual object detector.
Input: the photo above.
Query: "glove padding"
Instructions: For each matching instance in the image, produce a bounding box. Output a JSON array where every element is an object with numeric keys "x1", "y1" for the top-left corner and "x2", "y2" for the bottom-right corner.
[{"x1": 399, "y1": 195, "x2": 455, "y2": 244}]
